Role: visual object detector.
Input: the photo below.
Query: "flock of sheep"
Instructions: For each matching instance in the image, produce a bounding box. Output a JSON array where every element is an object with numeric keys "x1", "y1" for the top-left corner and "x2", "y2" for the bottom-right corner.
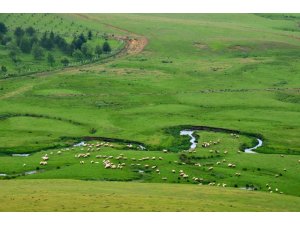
[{"x1": 33, "y1": 135, "x2": 300, "y2": 194}]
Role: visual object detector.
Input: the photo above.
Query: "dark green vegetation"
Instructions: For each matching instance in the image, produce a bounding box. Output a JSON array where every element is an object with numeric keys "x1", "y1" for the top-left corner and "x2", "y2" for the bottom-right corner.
[
  {"x1": 0, "y1": 14, "x2": 122, "y2": 77},
  {"x1": 0, "y1": 14, "x2": 300, "y2": 211}
]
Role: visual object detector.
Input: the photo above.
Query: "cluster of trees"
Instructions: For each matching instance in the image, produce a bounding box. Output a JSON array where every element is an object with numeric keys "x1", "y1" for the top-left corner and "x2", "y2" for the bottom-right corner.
[{"x1": 0, "y1": 21, "x2": 112, "y2": 72}]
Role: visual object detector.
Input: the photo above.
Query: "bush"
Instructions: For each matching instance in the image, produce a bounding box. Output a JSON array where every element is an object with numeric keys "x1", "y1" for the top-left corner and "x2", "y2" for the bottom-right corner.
[
  {"x1": 1, "y1": 65, "x2": 7, "y2": 73},
  {"x1": 0, "y1": 22, "x2": 7, "y2": 34},
  {"x1": 61, "y1": 58, "x2": 69, "y2": 66},
  {"x1": 102, "y1": 41, "x2": 111, "y2": 53},
  {"x1": 89, "y1": 128, "x2": 97, "y2": 134},
  {"x1": 32, "y1": 43, "x2": 44, "y2": 60}
]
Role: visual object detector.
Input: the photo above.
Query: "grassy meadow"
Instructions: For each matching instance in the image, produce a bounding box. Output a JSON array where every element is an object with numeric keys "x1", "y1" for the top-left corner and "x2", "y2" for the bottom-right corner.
[{"x1": 0, "y1": 13, "x2": 300, "y2": 211}]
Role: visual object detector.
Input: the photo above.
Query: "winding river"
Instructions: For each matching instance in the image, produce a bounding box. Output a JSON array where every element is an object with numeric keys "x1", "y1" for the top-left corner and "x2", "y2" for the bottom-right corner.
[
  {"x1": 244, "y1": 139, "x2": 262, "y2": 154},
  {"x1": 180, "y1": 130, "x2": 197, "y2": 149},
  {"x1": 180, "y1": 130, "x2": 263, "y2": 153}
]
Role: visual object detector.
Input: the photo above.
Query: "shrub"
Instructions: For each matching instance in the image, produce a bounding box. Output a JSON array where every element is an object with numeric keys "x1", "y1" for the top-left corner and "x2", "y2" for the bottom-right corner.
[
  {"x1": 89, "y1": 128, "x2": 97, "y2": 134},
  {"x1": 102, "y1": 41, "x2": 111, "y2": 53},
  {"x1": 0, "y1": 22, "x2": 7, "y2": 34},
  {"x1": 32, "y1": 43, "x2": 44, "y2": 60},
  {"x1": 1, "y1": 65, "x2": 7, "y2": 73},
  {"x1": 61, "y1": 58, "x2": 69, "y2": 66}
]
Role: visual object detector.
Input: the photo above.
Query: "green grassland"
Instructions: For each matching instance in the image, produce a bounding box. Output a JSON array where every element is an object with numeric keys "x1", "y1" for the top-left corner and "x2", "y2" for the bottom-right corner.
[
  {"x1": 1, "y1": 179, "x2": 300, "y2": 212},
  {"x1": 0, "y1": 13, "x2": 300, "y2": 211}
]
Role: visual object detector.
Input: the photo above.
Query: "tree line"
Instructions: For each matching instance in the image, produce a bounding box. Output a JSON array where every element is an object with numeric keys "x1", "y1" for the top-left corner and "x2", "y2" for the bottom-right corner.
[{"x1": 0, "y1": 22, "x2": 112, "y2": 73}]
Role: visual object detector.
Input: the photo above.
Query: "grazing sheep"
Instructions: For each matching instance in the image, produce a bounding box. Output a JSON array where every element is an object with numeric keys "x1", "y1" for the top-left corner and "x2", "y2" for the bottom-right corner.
[
  {"x1": 57, "y1": 151, "x2": 62, "y2": 155},
  {"x1": 275, "y1": 188, "x2": 279, "y2": 192},
  {"x1": 80, "y1": 161, "x2": 85, "y2": 164},
  {"x1": 275, "y1": 174, "x2": 279, "y2": 178},
  {"x1": 41, "y1": 156, "x2": 49, "y2": 161},
  {"x1": 208, "y1": 167, "x2": 214, "y2": 171},
  {"x1": 152, "y1": 166, "x2": 157, "y2": 169},
  {"x1": 268, "y1": 187, "x2": 272, "y2": 191},
  {"x1": 144, "y1": 164, "x2": 149, "y2": 168},
  {"x1": 222, "y1": 183, "x2": 227, "y2": 187},
  {"x1": 162, "y1": 149, "x2": 168, "y2": 153},
  {"x1": 280, "y1": 192, "x2": 283, "y2": 194},
  {"x1": 209, "y1": 150, "x2": 214, "y2": 153},
  {"x1": 23, "y1": 164, "x2": 26, "y2": 167},
  {"x1": 228, "y1": 163, "x2": 233, "y2": 168},
  {"x1": 237, "y1": 151, "x2": 241, "y2": 154},
  {"x1": 216, "y1": 162, "x2": 221, "y2": 165},
  {"x1": 40, "y1": 161, "x2": 47, "y2": 165},
  {"x1": 224, "y1": 151, "x2": 228, "y2": 154},
  {"x1": 194, "y1": 163, "x2": 201, "y2": 167},
  {"x1": 222, "y1": 159, "x2": 226, "y2": 162},
  {"x1": 172, "y1": 169, "x2": 176, "y2": 173},
  {"x1": 156, "y1": 169, "x2": 160, "y2": 173},
  {"x1": 131, "y1": 164, "x2": 135, "y2": 166},
  {"x1": 235, "y1": 172, "x2": 241, "y2": 176},
  {"x1": 90, "y1": 160, "x2": 94, "y2": 164},
  {"x1": 266, "y1": 184, "x2": 269, "y2": 187},
  {"x1": 131, "y1": 158, "x2": 136, "y2": 161},
  {"x1": 270, "y1": 191, "x2": 273, "y2": 193},
  {"x1": 202, "y1": 142, "x2": 210, "y2": 148},
  {"x1": 283, "y1": 168, "x2": 287, "y2": 172},
  {"x1": 183, "y1": 174, "x2": 189, "y2": 178},
  {"x1": 280, "y1": 155, "x2": 284, "y2": 158},
  {"x1": 162, "y1": 177, "x2": 167, "y2": 180},
  {"x1": 158, "y1": 157, "x2": 163, "y2": 160},
  {"x1": 152, "y1": 157, "x2": 156, "y2": 160}
]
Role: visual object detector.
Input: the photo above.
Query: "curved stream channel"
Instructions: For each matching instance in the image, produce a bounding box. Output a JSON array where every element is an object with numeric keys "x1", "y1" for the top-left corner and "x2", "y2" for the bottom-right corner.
[{"x1": 180, "y1": 130, "x2": 262, "y2": 153}]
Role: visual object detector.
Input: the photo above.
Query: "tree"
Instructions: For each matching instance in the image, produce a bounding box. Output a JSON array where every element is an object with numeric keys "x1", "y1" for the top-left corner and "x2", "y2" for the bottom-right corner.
[
  {"x1": 71, "y1": 33, "x2": 87, "y2": 50},
  {"x1": 25, "y1": 27, "x2": 36, "y2": 36},
  {"x1": 40, "y1": 32, "x2": 54, "y2": 50},
  {"x1": 81, "y1": 43, "x2": 93, "y2": 58},
  {"x1": 14, "y1": 27, "x2": 25, "y2": 38},
  {"x1": 49, "y1": 31, "x2": 55, "y2": 41},
  {"x1": 61, "y1": 58, "x2": 69, "y2": 66},
  {"x1": 0, "y1": 22, "x2": 7, "y2": 34},
  {"x1": 0, "y1": 35, "x2": 11, "y2": 45},
  {"x1": 88, "y1": 30, "x2": 92, "y2": 40},
  {"x1": 20, "y1": 38, "x2": 32, "y2": 53},
  {"x1": 47, "y1": 53, "x2": 55, "y2": 66},
  {"x1": 102, "y1": 41, "x2": 111, "y2": 53},
  {"x1": 9, "y1": 50, "x2": 19, "y2": 63},
  {"x1": 32, "y1": 43, "x2": 44, "y2": 60},
  {"x1": 95, "y1": 45, "x2": 102, "y2": 56},
  {"x1": 1, "y1": 65, "x2": 7, "y2": 73},
  {"x1": 72, "y1": 49, "x2": 84, "y2": 61}
]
